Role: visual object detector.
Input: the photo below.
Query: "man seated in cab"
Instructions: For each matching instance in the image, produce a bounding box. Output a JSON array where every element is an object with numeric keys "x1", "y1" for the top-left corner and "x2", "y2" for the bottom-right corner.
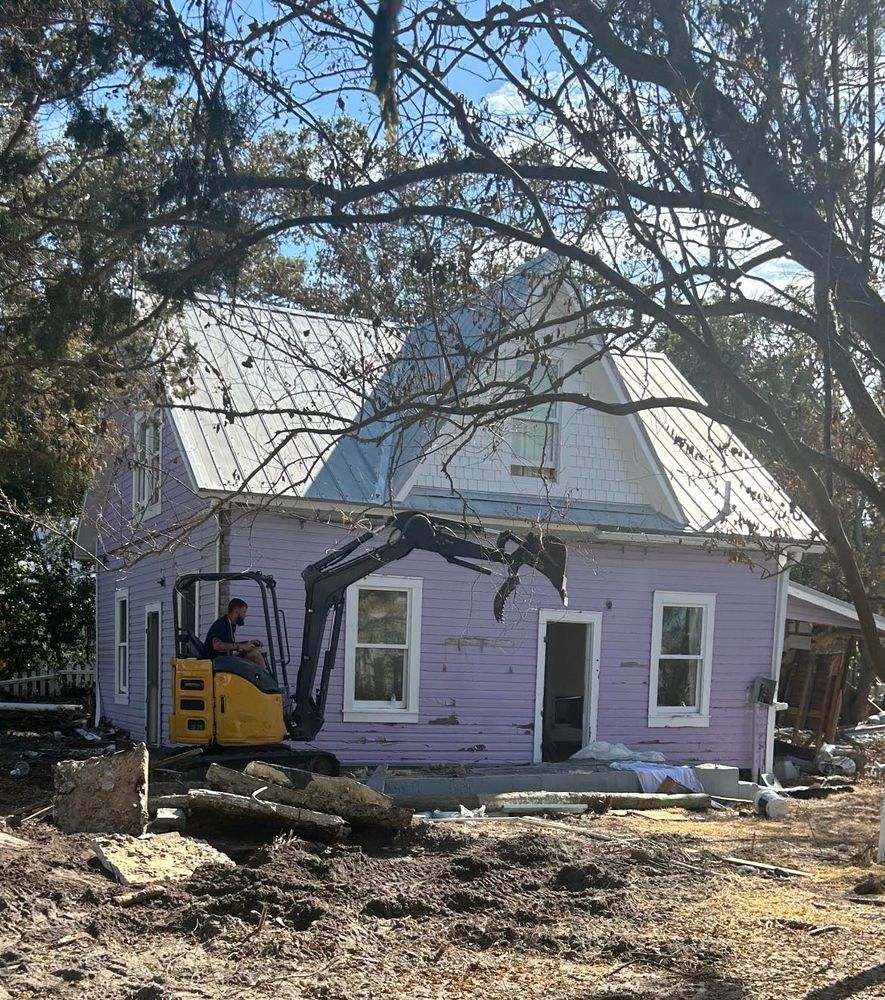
[{"x1": 202, "y1": 598, "x2": 265, "y2": 666}]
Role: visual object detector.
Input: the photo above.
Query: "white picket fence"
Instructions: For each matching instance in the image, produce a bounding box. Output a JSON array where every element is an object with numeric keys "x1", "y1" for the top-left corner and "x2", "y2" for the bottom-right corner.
[{"x1": 0, "y1": 665, "x2": 95, "y2": 700}]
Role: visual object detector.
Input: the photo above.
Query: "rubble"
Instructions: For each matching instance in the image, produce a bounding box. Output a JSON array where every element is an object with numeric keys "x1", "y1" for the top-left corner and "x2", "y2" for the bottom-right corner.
[
  {"x1": 187, "y1": 787, "x2": 350, "y2": 842},
  {"x1": 54, "y1": 743, "x2": 148, "y2": 835},
  {"x1": 91, "y1": 832, "x2": 234, "y2": 886},
  {"x1": 243, "y1": 761, "x2": 413, "y2": 829},
  {"x1": 150, "y1": 807, "x2": 186, "y2": 833}
]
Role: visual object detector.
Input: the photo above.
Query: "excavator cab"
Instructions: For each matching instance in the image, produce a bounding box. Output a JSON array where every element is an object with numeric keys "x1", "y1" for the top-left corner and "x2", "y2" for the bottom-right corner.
[{"x1": 169, "y1": 572, "x2": 291, "y2": 749}]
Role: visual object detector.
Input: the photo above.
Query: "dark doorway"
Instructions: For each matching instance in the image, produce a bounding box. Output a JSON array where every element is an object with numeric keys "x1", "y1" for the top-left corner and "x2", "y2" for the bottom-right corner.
[
  {"x1": 541, "y1": 621, "x2": 590, "y2": 762},
  {"x1": 145, "y1": 603, "x2": 162, "y2": 745}
]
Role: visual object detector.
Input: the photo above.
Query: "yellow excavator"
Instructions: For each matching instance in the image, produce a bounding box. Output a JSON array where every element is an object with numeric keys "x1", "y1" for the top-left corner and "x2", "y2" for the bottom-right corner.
[{"x1": 167, "y1": 511, "x2": 568, "y2": 774}]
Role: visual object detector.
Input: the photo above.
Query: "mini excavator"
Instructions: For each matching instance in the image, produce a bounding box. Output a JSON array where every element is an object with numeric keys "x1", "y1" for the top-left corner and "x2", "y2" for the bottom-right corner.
[{"x1": 167, "y1": 511, "x2": 568, "y2": 774}]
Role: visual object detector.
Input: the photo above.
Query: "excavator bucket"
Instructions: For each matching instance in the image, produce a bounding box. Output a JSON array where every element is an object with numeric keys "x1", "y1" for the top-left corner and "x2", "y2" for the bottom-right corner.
[{"x1": 493, "y1": 530, "x2": 568, "y2": 622}]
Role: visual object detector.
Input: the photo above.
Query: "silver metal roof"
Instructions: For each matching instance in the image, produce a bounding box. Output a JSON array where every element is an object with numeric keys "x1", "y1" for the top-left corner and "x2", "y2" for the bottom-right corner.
[
  {"x1": 167, "y1": 298, "x2": 394, "y2": 502},
  {"x1": 615, "y1": 352, "x2": 818, "y2": 541},
  {"x1": 162, "y1": 295, "x2": 817, "y2": 542}
]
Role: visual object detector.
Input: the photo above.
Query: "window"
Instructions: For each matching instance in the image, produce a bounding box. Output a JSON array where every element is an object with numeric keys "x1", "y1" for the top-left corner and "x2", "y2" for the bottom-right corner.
[
  {"x1": 177, "y1": 581, "x2": 200, "y2": 643},
  {"x1": 133, "y1": 411, "x2": 162, "y2": 518},
  {"x1": 510, "y1": 360, "x2": 560, "y2": 480},
  {"x1": 114, "y1": 589, "x2": 129, "y2": 700},
  {"x1": 343, "y1": 576, "x2": 422, "y2": 722},
  {"x1": 648, "y1": 591, "x2": 715, "y2": 727}
]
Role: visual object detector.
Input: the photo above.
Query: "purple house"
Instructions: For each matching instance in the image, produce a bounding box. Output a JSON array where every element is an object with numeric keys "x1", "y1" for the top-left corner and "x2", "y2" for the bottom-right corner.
[{"x1": 80, "y1": 269, "x2": 818, "y2": 775}]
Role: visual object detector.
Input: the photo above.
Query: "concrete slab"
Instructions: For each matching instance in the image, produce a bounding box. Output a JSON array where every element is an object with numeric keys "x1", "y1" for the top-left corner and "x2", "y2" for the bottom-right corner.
[
  {"x1": 381, "y1": 761, "x2": 757, "y2": 808},
  {"x1": 91, "y1": 832, "x2": 233, "y2": 886}
]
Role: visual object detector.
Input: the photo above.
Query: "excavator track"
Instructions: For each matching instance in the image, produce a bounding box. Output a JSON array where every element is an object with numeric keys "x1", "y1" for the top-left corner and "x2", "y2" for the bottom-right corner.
[{"x1": 154, "y1": 745, "x2": 340, "y2": 778}]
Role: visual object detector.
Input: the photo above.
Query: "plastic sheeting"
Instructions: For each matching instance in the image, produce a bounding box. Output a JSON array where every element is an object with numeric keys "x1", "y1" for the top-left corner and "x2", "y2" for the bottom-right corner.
[{"x1": 569, "y1": 740, "x2": 666, "y2": 763}]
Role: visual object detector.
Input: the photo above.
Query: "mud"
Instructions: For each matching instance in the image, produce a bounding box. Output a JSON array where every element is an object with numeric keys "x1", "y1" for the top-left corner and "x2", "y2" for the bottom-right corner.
[{"x1": 0, "y1": 727, "x2": 883, "y2": 998}]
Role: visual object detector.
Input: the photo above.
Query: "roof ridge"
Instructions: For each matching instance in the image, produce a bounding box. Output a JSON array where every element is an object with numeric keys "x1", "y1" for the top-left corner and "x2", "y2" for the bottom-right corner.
[{"x1": 189, "y1": 293, "x2": 386, "y2": 327}]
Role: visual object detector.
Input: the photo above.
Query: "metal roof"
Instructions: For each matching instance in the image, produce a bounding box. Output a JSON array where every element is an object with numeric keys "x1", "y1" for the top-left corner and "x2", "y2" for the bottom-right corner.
[
  {"x1": 167, "y1": 298, "x2": 395, "y2": 501},
  {"x1": 404, "y1": 488, "x2": 684, "y2": 533},
  {"x1": 614, "y1": 352, "x2": 818, "y2": 541},
  {"x1": 160, "y1": 295, "x2": 817, "y2": 542},
  {"x1": 787, "y1": 581, "x2": 885, "y2": 633}
]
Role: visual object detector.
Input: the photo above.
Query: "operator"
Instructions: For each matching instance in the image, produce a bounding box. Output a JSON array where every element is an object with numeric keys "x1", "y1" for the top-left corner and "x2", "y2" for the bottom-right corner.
[{"x1": 202, "y1": 598, "x2": 265, "y2": 666}]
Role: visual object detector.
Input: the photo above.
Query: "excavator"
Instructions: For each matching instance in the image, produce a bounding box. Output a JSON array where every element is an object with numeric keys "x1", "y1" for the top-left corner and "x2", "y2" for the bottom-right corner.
[{"x1": 167, "y1": 511, "x2": 568, "y2": 774}]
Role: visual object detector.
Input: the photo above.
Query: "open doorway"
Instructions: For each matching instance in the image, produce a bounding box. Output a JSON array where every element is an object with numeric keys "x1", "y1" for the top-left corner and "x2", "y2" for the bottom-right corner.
[{"x1": 536, "y1": 611, "x2": 601, "y2": 762}]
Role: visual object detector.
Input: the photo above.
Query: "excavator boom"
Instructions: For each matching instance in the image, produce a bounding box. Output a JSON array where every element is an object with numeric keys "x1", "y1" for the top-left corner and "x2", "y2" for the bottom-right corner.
[{"x1": 288, "y1": 511, "x2": 568, "y2": 740}]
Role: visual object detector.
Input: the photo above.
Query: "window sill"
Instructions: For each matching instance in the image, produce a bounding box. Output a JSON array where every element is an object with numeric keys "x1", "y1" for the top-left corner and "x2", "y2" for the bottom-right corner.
[
  {"x1": 114, "y1": 694, "x2": 129, "y2": 705},
  {"x1": 343, "y1": 709, "x2": 419, "y2": 725},
  {"x1": 647, "y1": 714, "x2": 710, "y2": 728}
]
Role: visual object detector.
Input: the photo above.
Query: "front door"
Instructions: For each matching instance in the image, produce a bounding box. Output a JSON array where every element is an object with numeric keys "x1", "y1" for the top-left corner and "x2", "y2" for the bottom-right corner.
[
  {"x1": 536, "y1": 610, "x2": 601, "y2": 763},
  {"x1": 145, "y1": 603, "x2": 162, "y2": 745}
]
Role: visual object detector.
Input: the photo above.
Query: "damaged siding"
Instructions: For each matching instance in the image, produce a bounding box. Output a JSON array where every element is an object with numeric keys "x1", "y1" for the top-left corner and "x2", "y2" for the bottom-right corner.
[{"x1": 226, "y1": 512, "x2": 778, "y2": 768}]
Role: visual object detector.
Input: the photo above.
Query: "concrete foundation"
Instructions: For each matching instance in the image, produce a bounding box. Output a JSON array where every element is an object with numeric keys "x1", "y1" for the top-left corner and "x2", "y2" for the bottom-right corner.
[{"x1": 378, "y1": 761, "x2": 756, "y2": 809}]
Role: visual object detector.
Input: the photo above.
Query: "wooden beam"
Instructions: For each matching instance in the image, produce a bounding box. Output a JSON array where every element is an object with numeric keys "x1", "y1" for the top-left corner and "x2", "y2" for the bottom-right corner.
[
  {"x1": 244, "y1": 761, "x2": 413, "y2": 829},
  {"x1": 187, "y1": 787, "x2": 349, "y2": 842}
]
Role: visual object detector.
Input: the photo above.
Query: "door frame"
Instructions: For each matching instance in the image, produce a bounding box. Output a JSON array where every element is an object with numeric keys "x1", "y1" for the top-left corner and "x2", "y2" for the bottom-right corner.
[
  {"x1": 144, "y1": 601, "x2": 162, "y2": 746},
  {"x1": 534, "y1": 608, "x2": 602, "y2": 764}
]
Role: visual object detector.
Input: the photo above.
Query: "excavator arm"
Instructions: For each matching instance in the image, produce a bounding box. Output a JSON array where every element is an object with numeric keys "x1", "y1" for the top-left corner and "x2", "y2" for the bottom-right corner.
[{"x1": 287, "y1": 511, "x2": 568, "y2": 740}]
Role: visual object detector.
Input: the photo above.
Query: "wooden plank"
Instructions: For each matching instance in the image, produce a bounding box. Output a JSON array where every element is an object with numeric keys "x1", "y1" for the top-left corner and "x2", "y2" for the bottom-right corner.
[
  {"x1": 721, "y1": 856, "x2": 811, "y2": 877},
  {"x1": 243, "y1": 761, "x2": 412, "y2": 829},
  {"x1": 0, "y1": 831, "x2": 30, "y2": 850},
  {"x1": 188, "y1": 786, "x2": 349, "y2": 842}
]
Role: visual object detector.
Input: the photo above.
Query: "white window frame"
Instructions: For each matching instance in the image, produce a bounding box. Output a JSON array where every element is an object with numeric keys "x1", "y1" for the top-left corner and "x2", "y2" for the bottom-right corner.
[
  {"x1": 132, "y1": 411, "x2": 162, "y2": 521},
  {"x1": 648, "y1": 591, "x2": 715, "y2": 728},
  {"x1": 343, "y1": 575, "x2": 422, "y2": 723},
  {"x1": 114, "y1": 588, "x2": 130, "y2": 702},
  {"x1": 510, "y1": 359, "x2": 561, "y2": 480}
]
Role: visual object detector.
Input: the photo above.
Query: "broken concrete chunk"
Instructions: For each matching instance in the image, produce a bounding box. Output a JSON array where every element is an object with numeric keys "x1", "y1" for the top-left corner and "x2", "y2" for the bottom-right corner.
[
  {"x1": 150, "y1": 808, "x2": 187, "y2": 834},
  {"x1": 91, "y1": 832, "x2": 234, "y2": 886},
  {"x1": 54, "y1": 743, "x2": 148, "y2": 835},
  {"x1": 478, "y1": 791, "x2": 711, "y2": 812}
]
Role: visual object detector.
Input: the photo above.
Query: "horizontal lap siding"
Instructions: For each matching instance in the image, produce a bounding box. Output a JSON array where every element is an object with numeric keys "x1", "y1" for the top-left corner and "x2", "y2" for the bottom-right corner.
[
  {"x1": 228, "y1": 513, "x2": 777, "y2": 768},
  {"x1": 96, "y1": 416, "x2": 218, "y2": 740},
  {"x1": 97, "y1": 411, "x2": 205, "y2": 557},
  {"x1": 97, "y1": 520, "x2": 218, "y2": 740}
]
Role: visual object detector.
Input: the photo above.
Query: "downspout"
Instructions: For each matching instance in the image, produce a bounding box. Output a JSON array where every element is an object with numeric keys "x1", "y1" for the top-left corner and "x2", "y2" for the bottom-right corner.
[
  {"x1": 763, "y1": 548, "x2": 800, "y2": 775},
  {"x1": 699, "y1": 481, "x2": 732, "y2": 532}
]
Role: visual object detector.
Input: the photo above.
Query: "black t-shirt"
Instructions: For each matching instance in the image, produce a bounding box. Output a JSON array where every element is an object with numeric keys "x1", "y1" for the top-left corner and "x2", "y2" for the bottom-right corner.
[{"x1": 202, "y1": 615, "x2": 236, "y2": 660}]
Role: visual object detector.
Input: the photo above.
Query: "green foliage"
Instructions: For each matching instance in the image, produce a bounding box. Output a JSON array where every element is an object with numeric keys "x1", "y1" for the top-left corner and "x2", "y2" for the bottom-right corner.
[{"x1": 0, "y1": 520, "x2": 93, "y2": 676}]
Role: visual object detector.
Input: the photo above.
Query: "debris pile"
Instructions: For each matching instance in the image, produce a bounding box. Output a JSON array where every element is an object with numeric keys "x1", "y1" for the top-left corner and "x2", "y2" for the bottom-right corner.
[{"x1": 149, "y1": 761, "x2": 414, "y2": 842}]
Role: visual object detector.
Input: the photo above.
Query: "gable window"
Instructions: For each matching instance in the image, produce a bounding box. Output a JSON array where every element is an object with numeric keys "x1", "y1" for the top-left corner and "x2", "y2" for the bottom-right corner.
[
  {"x1": 133, "y1": 412, "x2": 162, "y2": 519},
  {"x1": 510, "y1": 360, "x2": 560, "y2": 480},
  {"x1": 343, "y1": 576, "x2": 422, "y2": 723},
  {"x1": 114, "y1": 589, "x2": 129, "y2": 700},
  {"x1": 648, "y1": 591, "x2": 715, "y2": 727}
]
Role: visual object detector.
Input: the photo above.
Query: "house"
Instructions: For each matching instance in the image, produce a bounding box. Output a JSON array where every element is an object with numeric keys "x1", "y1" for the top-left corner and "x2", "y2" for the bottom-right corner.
[{"x1": 79, "y1": 263, "x2": 822, "y2": 775}]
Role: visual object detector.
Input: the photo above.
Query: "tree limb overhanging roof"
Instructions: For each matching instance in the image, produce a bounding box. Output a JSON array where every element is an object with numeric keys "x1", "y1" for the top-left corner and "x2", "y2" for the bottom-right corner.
[{"x1": 159, "y1": 289, "x2": 817, "y2": 543}]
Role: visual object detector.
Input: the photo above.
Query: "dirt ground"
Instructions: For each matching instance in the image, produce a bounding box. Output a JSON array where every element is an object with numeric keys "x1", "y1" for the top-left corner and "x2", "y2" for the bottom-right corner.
[{"x1": 0, "y1": 724, "x2": 884, "y2": 999}]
